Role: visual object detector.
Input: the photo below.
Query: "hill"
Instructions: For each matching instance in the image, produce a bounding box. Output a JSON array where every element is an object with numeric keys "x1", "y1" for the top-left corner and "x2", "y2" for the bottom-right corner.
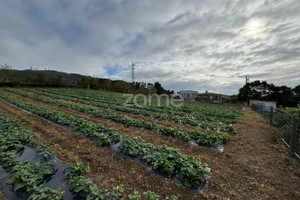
[
  {"x1": 0, "y1": 66, "x2": 173, "y2": 94},
  {"x1": 0, "y1": 68, "x2": 85, "y2": 86}
]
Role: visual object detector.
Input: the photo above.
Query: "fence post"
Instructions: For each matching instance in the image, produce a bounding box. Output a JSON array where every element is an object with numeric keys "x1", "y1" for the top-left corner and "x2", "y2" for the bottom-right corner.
[
  {"x1": 260, "y1": 105, "x2": 263, "y2": 114},
  {"x1": 290, "y1": 115, "x2": 299, "y2": 156},
  {"x1": 270, "y1": 106, "x2": 273, "y2": 126}
]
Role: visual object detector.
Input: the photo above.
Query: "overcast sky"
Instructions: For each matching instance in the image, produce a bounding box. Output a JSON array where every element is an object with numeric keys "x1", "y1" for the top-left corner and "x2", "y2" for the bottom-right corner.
[{"x1": 0, "y1": 0, "x2": 299, "y2": 94}]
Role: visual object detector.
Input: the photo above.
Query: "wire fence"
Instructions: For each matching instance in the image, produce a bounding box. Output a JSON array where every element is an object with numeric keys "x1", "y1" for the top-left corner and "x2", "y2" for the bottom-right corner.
[{"x1": 251, "y1": 104, "x2": 300, "y2": 160}]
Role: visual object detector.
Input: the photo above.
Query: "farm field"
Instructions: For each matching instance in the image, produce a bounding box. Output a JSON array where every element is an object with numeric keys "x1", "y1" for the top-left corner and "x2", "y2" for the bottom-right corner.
[{"x1": 0, "y1": 88, "x2": 300, "y2": 200}]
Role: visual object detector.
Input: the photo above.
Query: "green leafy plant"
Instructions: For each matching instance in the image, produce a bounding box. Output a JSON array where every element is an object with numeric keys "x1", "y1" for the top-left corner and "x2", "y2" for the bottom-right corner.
[
  {"x1": 7, "y1": 161, "x2": 55, "y2": 192},
  {"x1": 67, "y1": 161, "x2": 90, "y2": 176},
  {"x1": 28, "y1": 185, "x2": 64, "y2": 200},
  {"x1": 38, "y1": 147, "x2": 53, "y2": 159}
]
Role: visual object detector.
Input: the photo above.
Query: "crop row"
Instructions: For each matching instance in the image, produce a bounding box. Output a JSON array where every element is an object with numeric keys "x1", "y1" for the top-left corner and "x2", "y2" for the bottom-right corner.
[
  {"x1": 10, "y1": 88, "x2": 230, "y2": 147},
  {"x1": 60, "y1": 88, "x2": 242, "y2": 122},
  {"x1": 25, "y1": 88, "x2": 236, "y2": 133},
  {"x1": 2, "y1": 90, "x2": 121, "y2": 146},
  {"x1": 0, "y1": 114, "x2": 124, "y2": 199},
  {"x1": 119, "y1": 136, "x2": 209, "y2": 188},
  {"x1": 32, "y1": 88, "x2": 206, "y2": 126},
  {"x1": 0, "y1": 91, "x2": 210, "y2": 189},
  {"x1": 31, "y1": 88, "x2": 232, "y2": 126},
  {"x1": 37, "y1": 88, "x2": 240, "y2": 124},
  {"x1": 0, "y1": 114, "x2": 178, "y2": 200},
  {"x1": 0, "y1": 115, "x2": 64, "y2": 199}
]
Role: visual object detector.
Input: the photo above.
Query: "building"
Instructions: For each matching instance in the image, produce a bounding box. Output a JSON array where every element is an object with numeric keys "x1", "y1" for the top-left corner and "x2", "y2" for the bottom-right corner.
[
  {"x1": 197, "y1": 91, "x2": 230, "y2": 101},
  {"x1": 179, "y1": 90, "x2": 198, "y2": 101}
]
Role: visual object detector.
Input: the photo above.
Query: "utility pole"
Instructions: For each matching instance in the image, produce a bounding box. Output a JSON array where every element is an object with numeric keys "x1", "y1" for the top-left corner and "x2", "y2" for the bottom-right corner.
[
  {"x1": 246, "y1": 75, "x2": 249, "y2": 85},
  {"x1": 246, "y1": 75, "x2": 250, "y2": 105},
  {"x1": 131, "y1": 62, "x2": 135, "y2": 90}
]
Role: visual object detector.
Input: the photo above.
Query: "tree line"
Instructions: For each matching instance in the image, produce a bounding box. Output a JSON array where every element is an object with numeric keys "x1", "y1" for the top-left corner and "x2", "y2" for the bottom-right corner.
[
  {"x1": 77, "y1": 76, "x2": 174, "y2": 94},
  {"x1": 238, "y1": 80, "x2": 300, "y2": 107},
  {"x1": 0, "y1": 65, "x2": 65, "y2": 87},
  {"x1": 0, "y1": 64, "x2": 173, "y2": 95}
]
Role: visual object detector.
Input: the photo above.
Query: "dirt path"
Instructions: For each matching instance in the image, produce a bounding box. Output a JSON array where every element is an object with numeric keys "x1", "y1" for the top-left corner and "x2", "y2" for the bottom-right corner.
[
  {"x1": 201, "y1": 108, "x2": 300, "y2": 199},
  {"x1": 1, "y1": 91, "x2": 299, "y2": 199}
]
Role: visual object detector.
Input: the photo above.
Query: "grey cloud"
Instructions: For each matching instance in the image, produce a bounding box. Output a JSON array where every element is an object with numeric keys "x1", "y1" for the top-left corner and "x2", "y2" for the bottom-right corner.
[
  {"x1": 0, "y1": 0, "x2": 299, "y2": 94},
  {"x1": 167, "y1": 12, "x2": 191, "y2": 25}
]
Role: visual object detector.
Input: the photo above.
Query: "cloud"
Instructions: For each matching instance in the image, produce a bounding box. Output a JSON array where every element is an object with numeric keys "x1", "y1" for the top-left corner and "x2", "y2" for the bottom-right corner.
[{"x1": 0, "y1": 0, "x2": 299, "y2": 94}]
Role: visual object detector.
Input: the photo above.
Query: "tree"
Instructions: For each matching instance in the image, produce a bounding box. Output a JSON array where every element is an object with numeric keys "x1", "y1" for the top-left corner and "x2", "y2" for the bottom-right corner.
[
  {"x1": 147, "y1": 83, "x2": 153, "y2": 89},
  {"x1": 56, "y1": 74, "x2": 65, "y2": 86},
  {"x1": 294, "y1": 85, "x2": 300, "y2": 95},
  {"x1": 238, "y1": 83, "x2": 251, "y2": 102},
  {"x1": 238, "y1": 80, "x2": 299, "y2": 107},
  {"x1": 154, "y1": 82, "x2": 165, "y2": 95},
  {"x1": 0, "y1": 63, "x2": 12, "y2": 79},
  {"x1": 135, "y1": 82, "x2": 140, "y2": 90}
]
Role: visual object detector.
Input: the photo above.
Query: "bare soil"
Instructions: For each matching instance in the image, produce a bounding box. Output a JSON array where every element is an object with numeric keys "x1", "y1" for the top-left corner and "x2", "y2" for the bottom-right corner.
[{"x1": 0, "y1": 91, "x2": 300, "y2": 199}]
